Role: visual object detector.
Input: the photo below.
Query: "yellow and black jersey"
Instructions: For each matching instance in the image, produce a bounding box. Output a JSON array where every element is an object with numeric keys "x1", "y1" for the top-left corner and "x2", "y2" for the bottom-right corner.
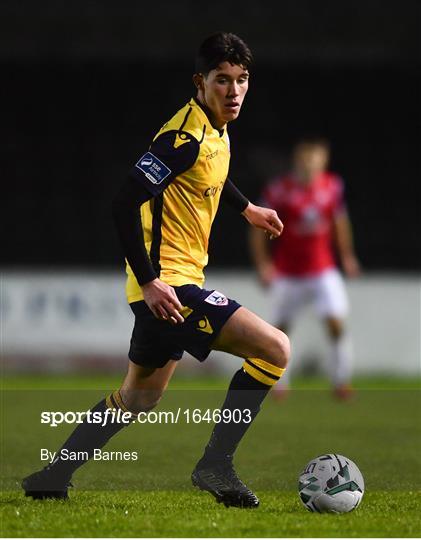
[{"x1": 125, "y1": 98, "x2": 236, "y2": 303}]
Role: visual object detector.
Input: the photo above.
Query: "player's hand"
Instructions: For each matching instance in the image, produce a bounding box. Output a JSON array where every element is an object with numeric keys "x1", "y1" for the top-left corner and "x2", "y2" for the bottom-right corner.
[
  {"x1": 142, "y1": 278, "x2": 184, "y2": 324},
  {"x1": 242, "y1": 203, "x2": 283, "y2": 239}
]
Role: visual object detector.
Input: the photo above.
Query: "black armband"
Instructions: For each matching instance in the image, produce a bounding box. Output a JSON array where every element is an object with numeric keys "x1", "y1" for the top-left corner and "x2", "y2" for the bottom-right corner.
[{"x1": 222, "y1": 178, "x2": 249, "y2": 213}]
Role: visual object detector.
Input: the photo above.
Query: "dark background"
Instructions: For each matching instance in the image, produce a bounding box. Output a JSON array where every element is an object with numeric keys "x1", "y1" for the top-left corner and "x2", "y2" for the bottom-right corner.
[{"x1": 2, "y1": 0, "x2": 420, "y2": 272}]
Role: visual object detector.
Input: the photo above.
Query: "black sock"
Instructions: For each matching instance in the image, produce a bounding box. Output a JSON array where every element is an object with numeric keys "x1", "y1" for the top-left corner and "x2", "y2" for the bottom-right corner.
[
  {"x1": 200, "y1": 368, "x2": 272, "y2": 465},
  {"x1": 46, "y1": 397, "x2": 131, "y2": 481}
]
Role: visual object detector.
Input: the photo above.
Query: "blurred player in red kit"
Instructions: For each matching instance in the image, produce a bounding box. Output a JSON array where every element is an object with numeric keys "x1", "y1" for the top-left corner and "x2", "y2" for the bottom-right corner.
[{"x1": 250, "y1": 137, "x2": 361, "y2": 400}]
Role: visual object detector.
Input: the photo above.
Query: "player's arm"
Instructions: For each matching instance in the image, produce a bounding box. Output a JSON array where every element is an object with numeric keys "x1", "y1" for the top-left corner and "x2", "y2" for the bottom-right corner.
[
  {"x1": 331, "y1": 178, "x2": 360, "y2": 277},
  {"x1": 222, "y1": 178, "x2": 283, "y2": 238},
  {"x1": 242, "y1": 202, "x2": 283, "y2": 238},
  {"x1": 112, "y1": 131, "x2": 200, "y2": 322},
  {"x1": 221, "y1": 178, "x2": 249, "y2": 211},
  {"x1": 333, "y1": 210, "x2": 361, "y2": 277}
]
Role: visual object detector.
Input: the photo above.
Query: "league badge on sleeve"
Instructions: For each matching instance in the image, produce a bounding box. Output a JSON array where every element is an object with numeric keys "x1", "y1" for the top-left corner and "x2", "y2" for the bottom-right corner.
[{"x1": 135, "y1": 152, "x2": 171, "y2": 185}]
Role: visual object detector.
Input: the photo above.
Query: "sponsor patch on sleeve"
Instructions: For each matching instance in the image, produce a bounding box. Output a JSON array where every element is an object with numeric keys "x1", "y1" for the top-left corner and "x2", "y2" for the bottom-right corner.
[
  {"x1": 135, "y1": 152, "x2": 171, "y2": 185},
  {"x1": 204, "y1": 290, "x2": 229, "y2": 306}
]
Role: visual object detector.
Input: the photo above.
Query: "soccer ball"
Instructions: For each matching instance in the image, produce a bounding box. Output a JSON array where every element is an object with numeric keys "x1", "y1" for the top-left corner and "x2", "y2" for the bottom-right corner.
[{"x1": 298, "y1": 454, "x2": 364, "y2": 513}]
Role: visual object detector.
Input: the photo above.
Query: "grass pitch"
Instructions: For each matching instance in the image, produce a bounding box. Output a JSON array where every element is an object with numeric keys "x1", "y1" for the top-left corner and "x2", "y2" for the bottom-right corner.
[{"x1": 1, "y1": 374, "x2": 420, "y2": 537}]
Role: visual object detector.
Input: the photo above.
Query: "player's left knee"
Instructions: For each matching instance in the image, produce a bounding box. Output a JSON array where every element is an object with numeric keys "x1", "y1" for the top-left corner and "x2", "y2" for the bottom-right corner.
[
  {"x1": 268, "y1": 330, "x2": 290, "y2": 369},
  {"x1": 250, "y1": 331, "x2": 290, "y2": 370}
]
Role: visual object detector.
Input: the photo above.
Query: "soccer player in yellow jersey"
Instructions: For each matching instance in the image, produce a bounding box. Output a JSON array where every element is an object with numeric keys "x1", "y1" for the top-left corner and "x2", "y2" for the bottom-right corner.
[{"x1": 22, "y1": 32, "x2": 290, "y2": 508}]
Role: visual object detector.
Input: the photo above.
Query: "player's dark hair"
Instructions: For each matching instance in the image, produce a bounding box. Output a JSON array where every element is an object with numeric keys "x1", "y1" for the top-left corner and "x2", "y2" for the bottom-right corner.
[{"x1": 195, "y1": 32, "x2": 253, "y2": 75}]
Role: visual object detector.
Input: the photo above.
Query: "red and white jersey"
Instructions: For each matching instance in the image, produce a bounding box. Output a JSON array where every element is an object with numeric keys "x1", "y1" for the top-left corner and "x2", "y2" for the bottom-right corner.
[{"x1": 262, "y1": 172, "x2": 346, "y2": 276}]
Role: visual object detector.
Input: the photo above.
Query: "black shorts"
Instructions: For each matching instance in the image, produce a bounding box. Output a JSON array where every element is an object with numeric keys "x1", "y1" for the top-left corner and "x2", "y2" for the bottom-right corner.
[{"x1": 128, "y1": 284, "x2": 241, "y2": 368}]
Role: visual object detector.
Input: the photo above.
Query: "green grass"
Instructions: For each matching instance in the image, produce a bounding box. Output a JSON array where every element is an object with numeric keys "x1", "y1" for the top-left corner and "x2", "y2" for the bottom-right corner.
[
  {"x1": 2, "y1": 490, "x2": 420, "y2": 537},
  {"x1": 2, "y1": 373, "x2": 420, "y2": 391},
  {"x1": 1, "y1": 374, "x2": 421, "y2": 537}
]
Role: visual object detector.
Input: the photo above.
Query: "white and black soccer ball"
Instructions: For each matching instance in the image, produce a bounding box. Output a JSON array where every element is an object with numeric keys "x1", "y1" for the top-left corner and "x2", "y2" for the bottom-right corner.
[{"x1": 298, "y1": 454, "x2": 364, "y2": 513}]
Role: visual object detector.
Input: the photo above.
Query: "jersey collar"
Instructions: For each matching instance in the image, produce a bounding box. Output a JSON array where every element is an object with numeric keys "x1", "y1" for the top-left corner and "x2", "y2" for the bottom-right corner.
[{"x1": 192, "y1": 97, "x2": 225, "y2": 137}]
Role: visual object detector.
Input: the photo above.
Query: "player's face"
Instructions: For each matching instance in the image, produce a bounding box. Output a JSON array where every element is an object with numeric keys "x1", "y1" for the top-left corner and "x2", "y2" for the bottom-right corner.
[
  {"x1": 293, "y1": 145, "x2": 330, "y2": 181},
  {"x1": 198, "y1": 62, "x2": 249, "y2": 128}
]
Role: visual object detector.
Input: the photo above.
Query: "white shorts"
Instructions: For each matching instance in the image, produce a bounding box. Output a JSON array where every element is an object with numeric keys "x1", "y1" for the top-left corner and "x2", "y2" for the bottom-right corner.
[{"x1": 270, "y1": 268, "x2": 349, "y2": 325}]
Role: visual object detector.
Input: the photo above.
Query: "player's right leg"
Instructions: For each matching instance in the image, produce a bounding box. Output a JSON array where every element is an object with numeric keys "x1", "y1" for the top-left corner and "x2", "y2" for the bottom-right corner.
[
  {"x1": 22, "y1": 359, "x2": 177, "y2": 500},
  {"x1": 119, "y1": 358, "x2": 177, "y2": 413},
  {"x1": 22, "y1": 296, "x2": 182, "y2": 500}
]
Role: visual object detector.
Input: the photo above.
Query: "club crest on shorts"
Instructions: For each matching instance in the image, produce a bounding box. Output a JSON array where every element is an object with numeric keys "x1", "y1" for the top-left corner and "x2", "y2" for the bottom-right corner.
[{"x1": 204, "y1": 290, "x2": 228, "y2": 306}]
